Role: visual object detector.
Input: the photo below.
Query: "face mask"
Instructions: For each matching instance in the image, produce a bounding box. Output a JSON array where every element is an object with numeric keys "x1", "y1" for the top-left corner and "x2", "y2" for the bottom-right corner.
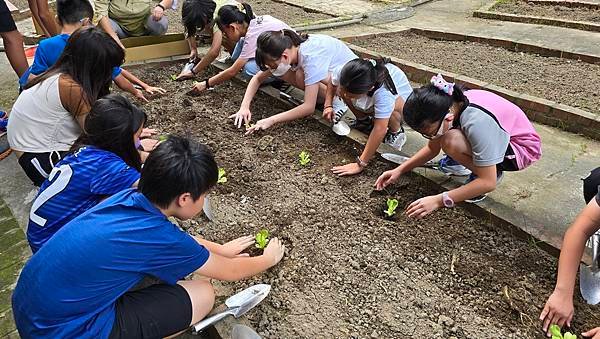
[
  {"x1": 351, "y1": 96, "x2": 374, "y2": 112},
  {"x1": 271, "y1": 62, "x2": 291, "y2": 77}
]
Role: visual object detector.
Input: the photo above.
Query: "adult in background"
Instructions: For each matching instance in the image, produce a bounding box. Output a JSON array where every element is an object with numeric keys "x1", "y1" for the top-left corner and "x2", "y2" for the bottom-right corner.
[{"x1": 95, "y1": 0, "x2": 174, "y2": 47}]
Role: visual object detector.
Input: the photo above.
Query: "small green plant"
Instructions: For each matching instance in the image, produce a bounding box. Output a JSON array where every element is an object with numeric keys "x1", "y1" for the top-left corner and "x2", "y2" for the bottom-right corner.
[
  {"x1": 550, "y1": 324, "x2": 577, "y2": 339},
  {"x1": 384, "y1": 198, "x2": 399, "y2": 217},
  {"x1": 170, "y1": 74, "x2": 177, "y2": 81},
  {"x1": 217, "y1": 168, "x2": 227, "y2": 184},
  {"x1": 298, "y1": 151, "x2": 311, "y2": 166},
  {"x1": 255, "y1": 229, "x2": 270, "y2": 249},
  {"x1": 158, "y1": 135, "x2": 168, "y2": 142}
]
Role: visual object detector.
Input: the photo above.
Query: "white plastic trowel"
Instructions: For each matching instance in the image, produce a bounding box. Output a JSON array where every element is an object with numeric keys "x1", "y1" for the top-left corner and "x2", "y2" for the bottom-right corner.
[
  {"x1": 202, "y1": 195, "x2": 215, "y2": 221},
  {"x1": 191, "y1": 284, "x2": 271, "y2": 334},
  {"x1": 381, "y1": 153, "x2": 439, "y2": 169},
  {"x1": 580, "y1": 232, "x2": 600, "y2": 304}
]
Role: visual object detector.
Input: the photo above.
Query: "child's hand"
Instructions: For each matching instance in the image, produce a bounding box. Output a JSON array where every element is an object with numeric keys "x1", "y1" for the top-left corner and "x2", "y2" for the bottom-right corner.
[
  {"x1": 374, "y1": 168, "x2": 402, "y2": 190},
  {"x1": 140, "y1": 128, "x2": 157, "y2": 138},
  {"x1": 220, "y1": 235, "x2": 255, "y2": 258},
  {"x1": 134, "y1": 89, "x2": 149, "y2": 103},
  {"x1": 245, "y1": 117, "x2": 274, "y2": 136},
  {"x1": 540, "y1": 289, "x2": 574, "y2": 336},
  {"x1": 189, "y1": 81, "x2": 208, "y2": 95},
  {"x1": 229, "y1": 108, "x2": 252, "y2": 129},
  {"x1": 176, "y1": 71, "x2": 194, "y2": 81},
  {"x1": 323, "y1": 106, "x2": 334, "y2": 122},
  {"x1": 139, "y1": 138, "x2": 159, "y2": 152},
  {"x1": 152, "y1": 5, "x2": 164, "y2": 21},
  {"x1": 583, "y1": 327, "x2": 600, "y2": 338},
  {"x1": 263, "y1": 237, "x2": 285, "y2": 266},
  {"x1": 144, "y1": 86, "x2": 166, "y2": 95},
  {"x1": 331, "y1": 162, "x2": 363, "y2": 177},
  {"x1": 405, "y1": 194, "x2": 443, "y2": 219}
]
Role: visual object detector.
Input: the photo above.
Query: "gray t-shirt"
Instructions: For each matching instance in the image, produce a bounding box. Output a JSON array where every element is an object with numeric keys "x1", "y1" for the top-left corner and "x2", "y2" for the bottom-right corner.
[{"x1": 459, "y1": 106, "x2": 510, "y2": 167}]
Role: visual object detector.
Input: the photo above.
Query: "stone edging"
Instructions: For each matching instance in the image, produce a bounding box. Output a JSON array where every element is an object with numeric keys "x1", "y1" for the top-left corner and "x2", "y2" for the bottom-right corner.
[
  {"x1": 340, "y1": 33, "x2": 600, "y2": 140},
  {"x1": 474, "y1": 0, "x2": 600, "y2": 33}
]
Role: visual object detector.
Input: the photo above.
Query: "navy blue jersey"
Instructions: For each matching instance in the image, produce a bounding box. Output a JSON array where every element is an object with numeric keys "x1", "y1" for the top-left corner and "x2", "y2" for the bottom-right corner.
[{"x1": 27, "y1": 146, "x2": 140, "y2": 252}]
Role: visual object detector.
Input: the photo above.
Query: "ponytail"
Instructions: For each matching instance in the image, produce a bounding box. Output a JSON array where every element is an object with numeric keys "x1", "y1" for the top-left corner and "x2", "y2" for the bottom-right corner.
[
  {"x1": 255, "y1": 29, "x2": 308, "y2": 71},
  {"x1": 181, "y1": 0, "x2": 216, "y2": 37},
  {"x1": 216, "y1": 2, "x2": 254, "y2": 30},
  {"x1": 403, "y1": 74, "x2": 467, "y2": 131},
  {"x1": 339, "y1": 57, "x2": 397, "y2": 96}
]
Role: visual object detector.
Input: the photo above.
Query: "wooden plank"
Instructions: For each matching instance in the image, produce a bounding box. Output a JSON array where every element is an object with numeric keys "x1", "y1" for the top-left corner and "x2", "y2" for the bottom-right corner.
[
  {"x1": 121, "y1": 33, "x2": 186, "y2": 48},
  {"x1": 5, "y1": 0, "x2": 18, "y2": 12},
  {"x1": 124, "y1": 39, "x2": 190, "y2": 63}
]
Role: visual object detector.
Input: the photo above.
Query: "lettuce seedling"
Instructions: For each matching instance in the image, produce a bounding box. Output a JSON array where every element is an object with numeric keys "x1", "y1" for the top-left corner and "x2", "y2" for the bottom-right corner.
[
  {"x1": 384, "y1": 198, "x2": 399, "y2": 217},
  {"x1": 299, "y1": 151, "x2": 311, "y2": 166},
  {"x1": 170, "y1": 74, "x2": 177, "y2": 81},
  {"x1": 217, "y1": 168, "x2": 227, "y2": 184},
  {"x1": 550, "y1": 325, "x2": 577, "y2": 339},
  {"x1": 158, "y1": 135, "x2": 168, "y2": 142},
  {"x1": 255, "y1": 229, "x2": 269, "y2": 249}
]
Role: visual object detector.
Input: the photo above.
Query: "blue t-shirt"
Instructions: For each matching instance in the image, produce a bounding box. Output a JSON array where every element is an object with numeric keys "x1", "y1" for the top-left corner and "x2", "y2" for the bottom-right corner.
[
  {"x1": 19, "y1": 34, "x2": 122, "y2": 87},
  {"x1": 12, "y1": 189, "x2": 210, "y2": 338},
  {"x1": 27, "y1": 146, "x2": 140, "y2": 253}
]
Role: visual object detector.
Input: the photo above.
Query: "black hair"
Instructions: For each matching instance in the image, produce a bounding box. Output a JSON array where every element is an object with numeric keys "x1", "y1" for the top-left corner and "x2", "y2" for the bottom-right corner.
[
  {"x1": 25, "y1": 26, "x2": 124, "y2": 116},
  {"x1": 181, "y1": 0, "x2": 216, "y2": 37},
  {"x1": 216, "y1": 3, "x2": 254, "y2": 31},
  {"x1": 139, "y1": 136, "x2": 218, "y2": 209},
  {"x1": 255, "y1": 29, "x2": 308, "y2": 71},
  {"x1": 339, "y1": 57, "x2": 397, "y2": 96},
  {"x1": 403, "y1": 82, "x2": 467, "y2": 131},
  {"x1": 56, "y1": 0, "x2": 94, "y2": 25},
  {"x1": 71, "y1": 94, "x2": 145, "y2": 171}
]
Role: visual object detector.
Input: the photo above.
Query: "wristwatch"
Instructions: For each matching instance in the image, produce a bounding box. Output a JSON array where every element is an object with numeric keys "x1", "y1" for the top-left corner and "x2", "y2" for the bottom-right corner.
[{"x1": 442, "y1": 192, "x2": 455, "y2": 208}]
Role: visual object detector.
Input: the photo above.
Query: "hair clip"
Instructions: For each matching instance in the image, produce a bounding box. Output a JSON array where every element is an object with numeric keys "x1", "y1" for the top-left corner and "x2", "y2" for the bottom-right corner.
[
  {"x1": 237, "y1": 3, "x2": 245, "y2": 13},
  {"x1": 430, "y1": 73, "x2": 454, "y2": 96},
  {"x1": 369, "y1": 59, "x2": 377, "y2": 67}
]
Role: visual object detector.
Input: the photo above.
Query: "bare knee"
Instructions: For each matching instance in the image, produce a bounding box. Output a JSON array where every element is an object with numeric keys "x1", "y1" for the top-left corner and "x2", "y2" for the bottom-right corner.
[
  {"x1": 179, "y1": 279, "x2": 215, "y2": 325},
  {"x1": 440, "y1": 129, "x2": 468, "y2": 155}
]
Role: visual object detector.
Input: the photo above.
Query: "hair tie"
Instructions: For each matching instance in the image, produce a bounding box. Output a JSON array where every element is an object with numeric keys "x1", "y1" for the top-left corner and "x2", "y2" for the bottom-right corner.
[
  {"x1": 369, "y1": 59, "x2": 377, "y2": 67},
  {"x1": 431, "y1": 73, "x2": 454, "y2": 96}
]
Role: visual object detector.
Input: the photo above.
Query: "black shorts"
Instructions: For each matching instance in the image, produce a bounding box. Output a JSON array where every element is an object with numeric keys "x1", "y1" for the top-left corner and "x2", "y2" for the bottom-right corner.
[
  {"x1": 17, "y1": 151, "x2": 66, "y2": 186},
  {"x1": 496, "y1": 144, "x2": 519, "y2": 172},
  {"x1": 109, "y1": 283, "x2": 193, "y2": 339},
  {"x1": 583, "y1": 167, "x2": 600, "y2": 204},
  {"x1": 0, "y1": 1, "x2": 17, "y2": 33}
]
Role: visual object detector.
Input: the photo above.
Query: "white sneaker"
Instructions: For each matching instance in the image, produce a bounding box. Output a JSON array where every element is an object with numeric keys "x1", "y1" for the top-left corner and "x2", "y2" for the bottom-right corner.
[
  {"x1": 332, "y1": 96, "x2": 348, "y2": 123},
  {"x1": 384, "y1": 128, "x2": 407, "y2": 151}
]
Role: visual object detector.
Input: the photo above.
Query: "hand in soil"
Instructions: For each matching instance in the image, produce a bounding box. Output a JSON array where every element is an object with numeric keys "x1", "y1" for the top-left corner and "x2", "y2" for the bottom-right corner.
[
  {"x1": 176, "y1": 70, "x2": 194, "y2": 81},
  {"x1": 134, "y1": 89, "x2": 149, "y2": 103},
  {"x1": 140, "y1": 128, "x2": 157, "y2": 138},
  {"x1": 540, "y1": 289, "x2": 574, "y2": 336},
  {"x1": 263, "y1": 237, "x2": 285, "y2": 266},
  {"x1": 405, "y1": 194, "x2": 443, "y2": 219},
  {"x1": 583, "y1": 327, "x2": 600, "y2": 339},
  {"x1": 331, "y1": 162, "x2": 363, "y2": 177},
  {"x1": 374, "y1": 167, "x2": 402, "y2": 190},
  {"x1": 190, "y1": 81, "x2": 208, "y2": 95},
  {"x1": 323, "y1": 106, "x2": 334, "y2": 122},
  {"x1": 229, "y1": 107, "x2": 252, "y2": 129},
  {"x1": 245, "y1": 118, "x2": 274, "y2": 135},
  {"x1": 143, "y1": 86, "x2": 166, "y2": 95},
  {"x1": 220, "y1": 235, "x2": 255, "y2": 258}
]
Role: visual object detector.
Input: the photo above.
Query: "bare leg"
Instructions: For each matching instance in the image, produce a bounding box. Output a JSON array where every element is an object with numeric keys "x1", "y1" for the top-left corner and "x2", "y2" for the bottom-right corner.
[
  {"x1": 35, "y1": 0, "x2": 58, "y2": 36},
  {"x1": 0, "y1": 30, "x2": 28, "y2": 77},
  {"x1": 388, "y1": 110, "x2": 402, "y2": 132},
  {"x1": 164, "y1": 278, "x2": 215, "y2": 339},
  {"x1": 439, "y1": 129, "x2": 476, "y2": 171}
]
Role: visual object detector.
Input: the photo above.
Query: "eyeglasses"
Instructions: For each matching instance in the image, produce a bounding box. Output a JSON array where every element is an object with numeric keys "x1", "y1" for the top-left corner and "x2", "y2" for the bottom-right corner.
[{"x1": 420, "y1": 113, "x2": 448, "y2": 140}]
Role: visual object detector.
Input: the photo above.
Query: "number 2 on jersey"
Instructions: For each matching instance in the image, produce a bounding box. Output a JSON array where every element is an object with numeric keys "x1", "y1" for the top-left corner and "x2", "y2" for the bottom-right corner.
[{"x1": 30, "y1": 164, "x2": 73, "y2": 227}]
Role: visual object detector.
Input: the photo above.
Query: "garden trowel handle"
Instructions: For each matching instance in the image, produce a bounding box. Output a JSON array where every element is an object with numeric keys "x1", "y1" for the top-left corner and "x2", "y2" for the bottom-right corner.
[
  {"x1": 191, "y1": 309, "x2": 235, "y2": 334},
  {"x1": 593, "y1": 233, "x2": 600, "y2": 269}
]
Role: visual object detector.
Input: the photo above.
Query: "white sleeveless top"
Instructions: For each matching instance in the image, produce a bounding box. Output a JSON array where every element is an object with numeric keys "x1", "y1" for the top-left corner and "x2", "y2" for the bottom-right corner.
[{"x1": 8, "y1": 73, "x2": 82, "y2": 153}]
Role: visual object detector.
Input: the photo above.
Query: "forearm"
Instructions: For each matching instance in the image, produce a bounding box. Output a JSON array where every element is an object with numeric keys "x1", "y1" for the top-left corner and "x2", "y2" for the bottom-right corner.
[
  {"x1": 98, "y1": 17, "x2": 121, "y2": 46},
  {"x1": 360, "y1": 122, "x2": 387, "y2": 163},
  {"x1": 193, "y1": 236, "x2": 224, "y2": 255},
  {"x1": 193, "y1": 48, "x2": 220, "y2": 75},
  {"x1": 271, "y1": 102, "x2": 315, "y2": 125},
  {"x1": 159, "y1": 0, "x2": 174, "y2": 9},
  {"x1": 446, "y1": 177, "x2": 495, "y2": 203},
  {"x1": 120, "y1": 69, "x2": 148, "y2": 88},
  {"x1": 324, "y1": 83, "x2": 337, "y2": 108},
  {"x1": 113, "y1": 75, "x2": 137, "y2": 95},
  {"x1": 397, "y1": 142, "x2": 441, "y2": 175},
  {"x1": 200, "y1": 254, "x2": 274, "y2": 281}
]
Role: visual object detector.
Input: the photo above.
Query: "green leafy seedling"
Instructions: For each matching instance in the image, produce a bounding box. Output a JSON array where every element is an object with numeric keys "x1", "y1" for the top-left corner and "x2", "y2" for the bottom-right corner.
[
  {"x1": 298, "y1": 151, "x2": 311, "y2": 166},
  {"x1": 158, "y1": 135, "x2": 168, "y2": 142},
  {"x1": 255, "y1": 229, "x2": 269, "y2": 249},
  {"x1": 170, "y1": 74, "x2": 177, "y2": 81},
  {"x1": 549, "y1": 325, "x2": 577, "y2": 339},
  {"x1": 217, "y1": 168, "x2": 227, "y2": 184},
  {"x1": 384, "y1": 198, "x2": 399, "y2": 217}
]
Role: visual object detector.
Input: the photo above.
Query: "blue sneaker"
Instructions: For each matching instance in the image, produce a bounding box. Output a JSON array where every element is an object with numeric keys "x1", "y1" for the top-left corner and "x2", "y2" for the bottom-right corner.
[
  {"x1": 464, "y1": 170, "x2": 504, "y2": 203},
  {"x1": 438, "y1": 155, "x2": 471, "y2": 176},
  {"x1": 0, "y1": 111, "x2": 7, "y2": 133}
]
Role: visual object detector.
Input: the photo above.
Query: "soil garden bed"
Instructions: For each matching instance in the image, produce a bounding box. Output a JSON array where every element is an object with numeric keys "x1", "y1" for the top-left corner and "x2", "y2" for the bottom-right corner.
[
  {"x1": 133, "y1": 62, "x2": 598, "y2": 338},
  {"x1": 166, "y1": 0, "x2": 333, "y2": 35},
  {"x1": 352, "y1": 31, "x2": 600, "y2": 117},
  {"x1": 492, "y1": 0, "x2": 600, "y2": 23}
]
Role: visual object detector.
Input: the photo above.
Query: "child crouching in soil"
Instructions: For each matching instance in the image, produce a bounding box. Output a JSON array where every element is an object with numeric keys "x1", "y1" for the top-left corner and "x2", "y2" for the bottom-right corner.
[
  {"x1": 12, "y1": 135, "x2": 285, "y2": 338},
  {"x1": 540, "y1": 167, "x2": 600, "y2": 338}
]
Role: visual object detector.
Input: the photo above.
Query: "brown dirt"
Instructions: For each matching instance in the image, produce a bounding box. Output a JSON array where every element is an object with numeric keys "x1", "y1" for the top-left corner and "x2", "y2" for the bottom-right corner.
[
  {"x1": 493, "y1": 0, "x2": 600, "y2": 23},
  {"x1": 166, "y1": 0, "x2": 333, "y2": 35},
  {"x1": 353, "y1": 31, "x2": 600, "y2": 117},
  {"x1": 131, "y1": 62, "x2": 599, "y2": 338},
  {"x1": 9, "y1": 0, "x2": 29, "y2": 11}
]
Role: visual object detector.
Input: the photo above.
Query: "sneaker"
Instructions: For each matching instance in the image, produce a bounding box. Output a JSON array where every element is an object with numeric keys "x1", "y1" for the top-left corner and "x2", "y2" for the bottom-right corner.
[
  {"x1": 349, "y1": 116, "x2": 374, "y2": 134},
  {"x1": 438, "y1": 155, "x2": 471, "y2": 176},
  {"x1": 332, "y1": 96, "x2": 348, "y2": 123},
  {"x1": 0, "y1": 111, "x2": 7, "y2": 133},
  {"x1": 464, "y1": 170, "x2": 504, "y2": 203},
  {"x1": 384, "y1": 127, "x2": 407, "y2": 151}
]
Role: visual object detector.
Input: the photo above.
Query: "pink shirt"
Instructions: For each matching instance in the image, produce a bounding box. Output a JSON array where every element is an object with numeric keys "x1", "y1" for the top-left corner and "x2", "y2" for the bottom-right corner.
[
  {"x1": 238, "y1": 15, "x2": 290, "y2": 60},
  {"x1": 465, "y1": 90, "x2": 542, "y2": 170}
]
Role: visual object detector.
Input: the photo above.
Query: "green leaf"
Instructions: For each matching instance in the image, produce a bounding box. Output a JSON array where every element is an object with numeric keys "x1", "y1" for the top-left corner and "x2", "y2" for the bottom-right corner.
[
  {"x1": 217, "y1": 168, "x2": 227, "y2": 184},
  {"x1": 564, "y1": 332, "x2": 577, "y2": 339},
  {"x1": 158, "y1": 135, "x2": 168, "y2": 142},
  {"x1": 255, "y1": 229, "x2": 270, "y2": 249},
  {"x1": 384, "y1": 198, "x2": 399, "y2": 217},
  {"x1": 550, "y1": 325, "x2": 563, "y2": 339},
  {"x1": 170, "y1": 74, "x2": 177, "y2": 81},
  {"x1": 298, "y1": 151, "x2": 311, "y2": 166}
]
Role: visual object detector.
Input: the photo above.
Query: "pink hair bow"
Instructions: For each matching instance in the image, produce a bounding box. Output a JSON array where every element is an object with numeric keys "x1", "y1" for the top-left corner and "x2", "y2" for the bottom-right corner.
[{"x1": 431, "y1": 74, "x2": 454, "y2": 96}]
